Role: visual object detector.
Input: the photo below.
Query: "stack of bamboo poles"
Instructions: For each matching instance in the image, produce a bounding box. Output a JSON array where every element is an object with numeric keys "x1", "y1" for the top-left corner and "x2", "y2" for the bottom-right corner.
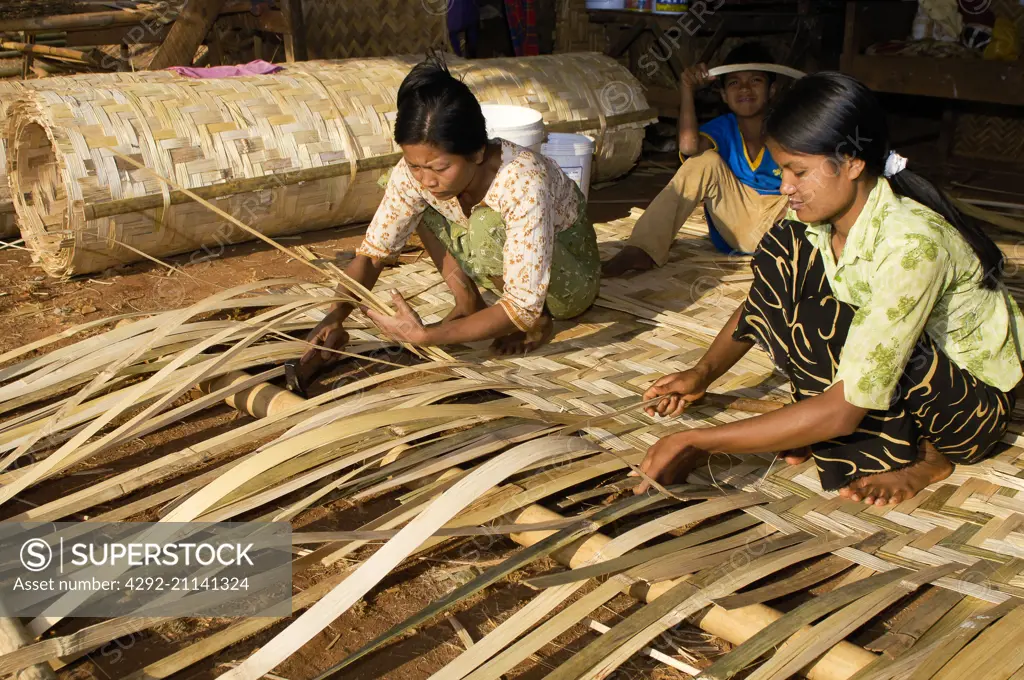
[{"x1": 5, "y1": 54, "x2": 654, "y2": 277}]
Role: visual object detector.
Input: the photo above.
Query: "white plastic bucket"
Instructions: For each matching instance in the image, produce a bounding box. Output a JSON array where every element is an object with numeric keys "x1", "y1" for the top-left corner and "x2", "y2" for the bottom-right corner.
[
  {"x1": 542, "y1": 133, "x2": 596, "y2": 200},
  {"x1": 586, "y1": 0, "x2": 626, "y2": 8},
  {"x1": 480, "y1": 104, "x2": 545, "y2": 152}
]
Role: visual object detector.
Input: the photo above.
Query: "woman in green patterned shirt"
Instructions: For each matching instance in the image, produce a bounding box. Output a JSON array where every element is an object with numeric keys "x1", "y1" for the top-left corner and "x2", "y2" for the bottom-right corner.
[{"x1": 636, "y1": 72, "x2": 1024, "y2": 506}]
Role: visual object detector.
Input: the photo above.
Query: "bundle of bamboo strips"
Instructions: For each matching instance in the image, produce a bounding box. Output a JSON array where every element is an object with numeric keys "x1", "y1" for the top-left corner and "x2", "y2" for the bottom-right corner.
[
  {"x1": 5, "y1": 54, "x2": 654, "y2": 276},
  {"x1": 0, "y1": 284, "x2": 872, "y2": 680},
  {"x1": 6, "y1": 270, "x2": 1020, "y2": 680},
  {"x1": 7, "y1": 191, "x2": 1024, "y2": 680}
]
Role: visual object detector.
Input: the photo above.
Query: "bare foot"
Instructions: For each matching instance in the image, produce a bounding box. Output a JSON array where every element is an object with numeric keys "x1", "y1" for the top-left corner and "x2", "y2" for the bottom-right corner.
[
  {"x1": 783, "y1": 447, "x2": 812, "y2": 466},
  {"x1": 602, "y1": 246, "x2": 656, "y2": 278},
  {"x1": 838, "y1": 439, "x2": 954, "y2": 507},
  {"x1": 442, "y1": 294, "x2": 487, "y2": 324},
  {"x1": 491, "y1": 314, "x2": 554, "y2": 356}
]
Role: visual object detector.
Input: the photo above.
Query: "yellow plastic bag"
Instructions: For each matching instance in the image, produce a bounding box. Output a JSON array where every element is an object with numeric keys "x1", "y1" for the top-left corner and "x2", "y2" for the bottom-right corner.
[{"x1": 984, "y1": 17, "x2": 1019, "y2": 61}]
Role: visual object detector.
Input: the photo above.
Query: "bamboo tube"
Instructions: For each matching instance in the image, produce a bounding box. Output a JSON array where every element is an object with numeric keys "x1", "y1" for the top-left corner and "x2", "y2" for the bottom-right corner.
[
  {"x1": 0, "y1": 42, "x2": 100, "y2": 65},
  {"x1": 199, "y1": 370, "x2": 306, "y2": 418},
  {"x1": 203, "y1": 374, "x2": 875, "y2": 680},
  {"x1": 0, "y1": 617, "x2": 57, "y2": 680},
  {"x1": 511, "y1": 504, "x2": 875, "y2": 680}
]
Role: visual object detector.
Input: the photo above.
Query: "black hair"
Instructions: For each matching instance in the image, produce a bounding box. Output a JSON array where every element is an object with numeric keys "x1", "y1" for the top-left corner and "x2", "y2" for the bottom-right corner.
[
  {"x1": 766, "y1": 71, "x2": 1004, "y2": 289},
  {"x1": 721, "y1": 42, "x2": 777, "y2": 84},
  {"x1": 395, "y1": 53, "x2": 489, "y2": 156}
]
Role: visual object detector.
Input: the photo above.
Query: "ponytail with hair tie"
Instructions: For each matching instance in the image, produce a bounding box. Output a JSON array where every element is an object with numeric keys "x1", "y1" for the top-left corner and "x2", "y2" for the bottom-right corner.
[{"x1": 766, "y1": 72, "x2": 1006, "y2": 290}]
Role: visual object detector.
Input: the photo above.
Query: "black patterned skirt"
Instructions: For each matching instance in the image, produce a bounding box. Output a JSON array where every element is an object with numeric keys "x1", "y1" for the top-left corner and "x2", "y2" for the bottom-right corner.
[{"x1": 733, "y1": 221, "x2": 1015, "y2": 491}]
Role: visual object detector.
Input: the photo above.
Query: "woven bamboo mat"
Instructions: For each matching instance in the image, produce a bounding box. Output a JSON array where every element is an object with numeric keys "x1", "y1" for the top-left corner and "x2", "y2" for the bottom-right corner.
[
  {"x1": 0, "y1": 71, "x2": 179, "y2": 239},
  {"x1": 8, "y1": 192, "x2": 1024, "y2": 677},
  {"x1": 295, "y1": 202, "x2": 1024, "y2": 672}
]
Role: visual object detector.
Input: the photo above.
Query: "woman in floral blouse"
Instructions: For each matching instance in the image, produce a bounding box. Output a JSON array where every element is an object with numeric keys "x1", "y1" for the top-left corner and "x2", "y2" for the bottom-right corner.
[
  {"x1": 296, "y1": 56, "x2": 600, "y2": 390},
  {"x1": 636, "y1": 72, "x2": 1024, "y2": 506}
]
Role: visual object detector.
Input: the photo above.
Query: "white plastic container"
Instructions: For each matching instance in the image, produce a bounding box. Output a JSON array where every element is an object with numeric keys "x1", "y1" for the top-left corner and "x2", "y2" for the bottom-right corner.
[
  {"x1": 585, "y1": 0, "x2": 626, "y2": 8},
  {"x1": 480, "y1": 104, "x2": 545, "y2": 152},
  {"x1": 542, "y1": 133, "x2": 596, "y2": 200}
]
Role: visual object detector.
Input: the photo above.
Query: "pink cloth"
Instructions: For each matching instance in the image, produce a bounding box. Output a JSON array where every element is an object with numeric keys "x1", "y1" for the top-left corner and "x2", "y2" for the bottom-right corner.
[{"x1": 166, "y1": 59, "x2": 283, "y2": 78}]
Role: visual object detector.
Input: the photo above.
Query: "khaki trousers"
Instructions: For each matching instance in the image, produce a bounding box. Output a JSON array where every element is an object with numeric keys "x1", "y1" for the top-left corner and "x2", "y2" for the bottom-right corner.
[{"x1": 627, "y1": 150, "x2": 789, "y2": 265}]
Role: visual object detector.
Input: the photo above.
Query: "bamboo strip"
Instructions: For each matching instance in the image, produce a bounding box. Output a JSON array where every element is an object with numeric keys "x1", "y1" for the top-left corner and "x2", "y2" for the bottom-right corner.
[
  {"x1": 291, "y1": 518, "x2": 591, "y2": 543},
  {"x1": 200, "y1": 405, "x2": 531, "y2": 522},
  {"x1": 269, "y1": 419, "x2": 493, "y2": 522},
  {"x1": 435, "y1": 495, "x2": 772, "y2": 680},
  {"x1": 0, "y1": 281, "x2": 300, "y2": 483},
  {"x1": 219, "y1": 438, "x2": 596, "y2": 680},
  {"x1": 0, "y1": 617, "x2": 56, "y2": 680},
  {"x1": 588, "y1": 619, "x2": 701, "y2": 675},
  {"x1": 700, "y1": 569, "x2": 914, "y2": 680},
  {"x1": 554, "y1": 536, "x2": 863, "y2": 680},
  {"x1": 748, "y1": 563, "x2": 969, "y2": 680},
  {"x1": 711, "y1": 553, "x2": 855, "y2": 611},
  {"x1": 4, "y1": 299, "x2": 321, "y2": 504},
  {"x1": 523, "y1": 514, "x2": 768, "y2": 589},
  {"x1": 323, "y1": 492, "x2": 670, "y2": 676},
  {"x1": 164, "y1": 367, "x2": 876, "y2": 680},
  {"x1": 634, "y1": 532, "x2": 812, "y2": 585},
  {"x1": 848, "y1": 600, "x2": 1020, "y2": 680}
]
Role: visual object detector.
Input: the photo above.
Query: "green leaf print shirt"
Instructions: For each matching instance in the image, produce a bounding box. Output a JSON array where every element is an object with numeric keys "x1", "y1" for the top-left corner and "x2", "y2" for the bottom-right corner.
[{"x1": 796, "y1": 178, "x2": 1024, "y2": 410}]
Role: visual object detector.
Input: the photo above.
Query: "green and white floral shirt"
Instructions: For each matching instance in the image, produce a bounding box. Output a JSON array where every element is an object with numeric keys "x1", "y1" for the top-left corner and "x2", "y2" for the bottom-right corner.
[{"x1": 795, "y1": 177, "x2": 1024, "y2": 410}]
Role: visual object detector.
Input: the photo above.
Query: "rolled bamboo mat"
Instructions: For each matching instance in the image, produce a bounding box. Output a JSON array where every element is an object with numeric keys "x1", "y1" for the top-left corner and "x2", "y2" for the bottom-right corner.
[
  {"x1": 6, "y1": 54, "x2": 654, "y2": 277},
  {"x1": 0, "y1": 71, "x2": 179, "y2": 239}
]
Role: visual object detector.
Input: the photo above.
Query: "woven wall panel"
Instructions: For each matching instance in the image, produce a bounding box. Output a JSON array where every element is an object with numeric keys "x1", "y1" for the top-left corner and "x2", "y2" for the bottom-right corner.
[
  {"x1": 302, "y1": 0, "x2": 450, "y2": 59},
  {"x1": 955, "y1": 113, "x2": 1024, "y2": 163},
  {"x1": 556, "y1": 0, "x2": 606, "y2": 53}
]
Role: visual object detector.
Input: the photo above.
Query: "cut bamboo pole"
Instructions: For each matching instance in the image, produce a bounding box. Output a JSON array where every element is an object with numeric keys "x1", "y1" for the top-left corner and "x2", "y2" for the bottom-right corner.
[
  {"x1": 0, "y1": 617, "x2": 57, "y2": 680},
  {"x1": 0, "y1": 42, "x2": 100, "y2": 65},
  {"x1": 200, "y1": 370, "x2": 305, "y2": 416},
  {"x1": 205, "y1": 373, "x2": 877, "y2": 680}
]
